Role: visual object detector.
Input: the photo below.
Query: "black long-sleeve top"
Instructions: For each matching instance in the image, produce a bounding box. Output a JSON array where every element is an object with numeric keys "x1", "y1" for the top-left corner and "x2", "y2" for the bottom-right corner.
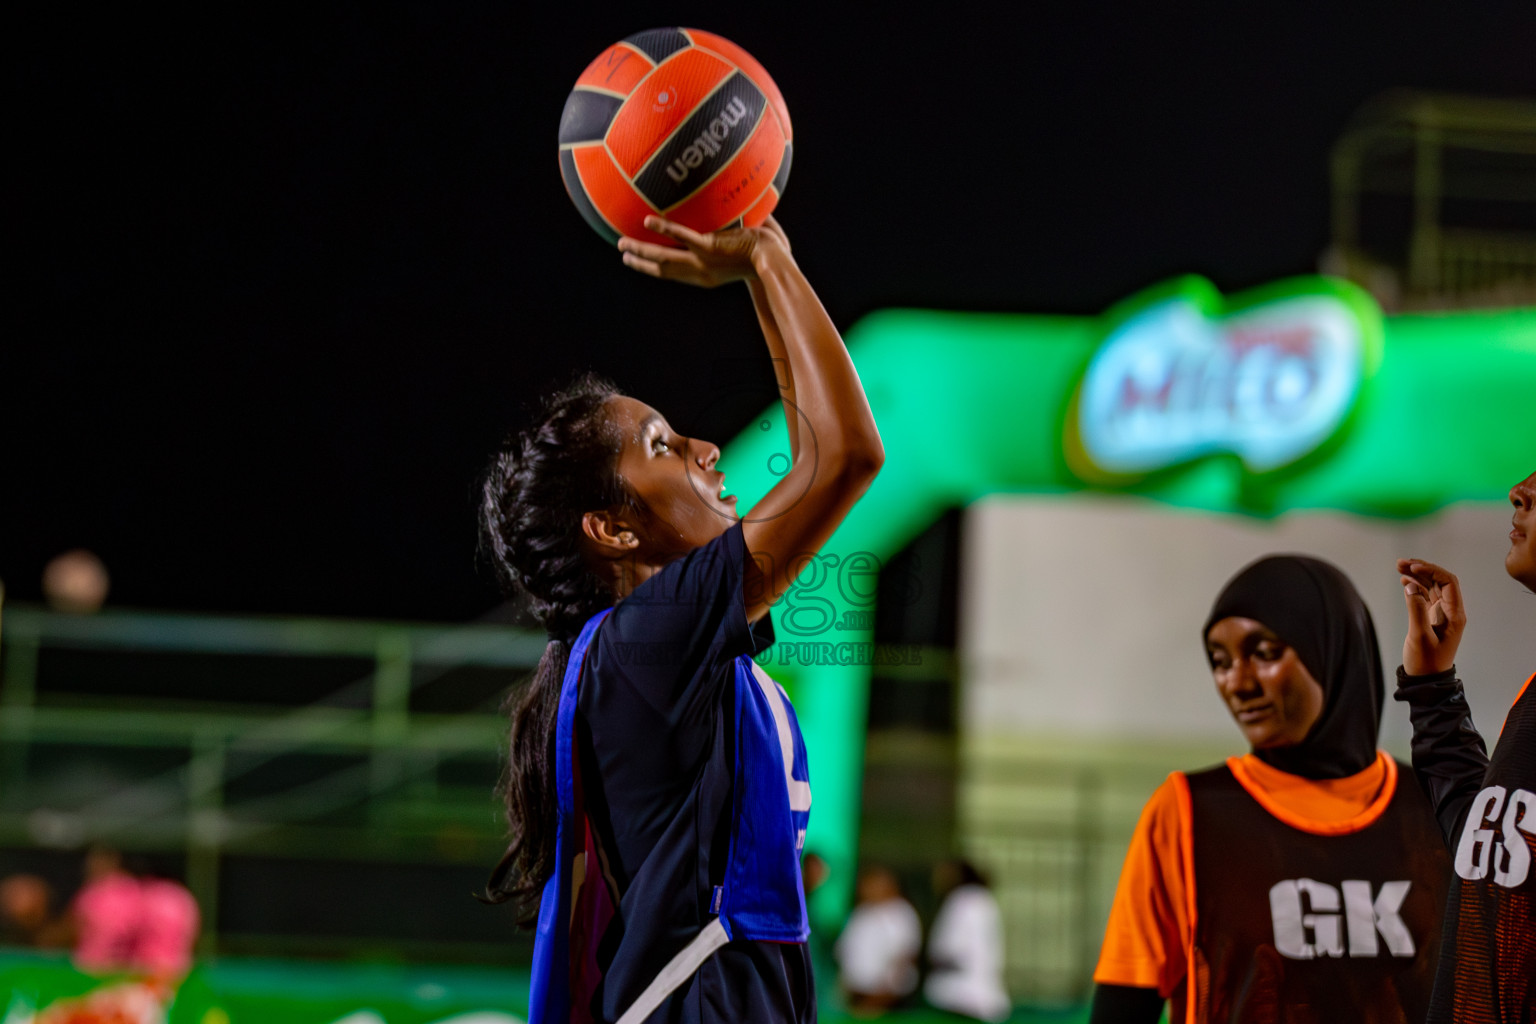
[{"x1": 1392, "y1": 665, "x2": 1492, "y2": 847}]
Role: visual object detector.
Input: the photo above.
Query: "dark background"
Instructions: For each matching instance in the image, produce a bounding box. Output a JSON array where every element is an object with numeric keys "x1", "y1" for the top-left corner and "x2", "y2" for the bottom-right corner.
[{"x1": 8, "y1": 3, "x2": 1536, "y2": 622}]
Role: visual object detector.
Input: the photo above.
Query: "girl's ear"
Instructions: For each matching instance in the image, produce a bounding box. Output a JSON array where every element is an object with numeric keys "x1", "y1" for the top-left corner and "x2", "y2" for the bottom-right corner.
[{"x1": 582, "y1": 510, "x2": 639, "y2": 556}]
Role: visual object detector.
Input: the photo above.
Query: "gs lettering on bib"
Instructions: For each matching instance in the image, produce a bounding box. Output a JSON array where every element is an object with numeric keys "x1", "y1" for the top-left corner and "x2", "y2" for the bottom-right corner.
[
  {"x1": 1425, "y1": 674, "x2": 1536, "y2": 1022},
  {"x1": 1453, "y1": 785, "x2": 1536, "y2": 889}
]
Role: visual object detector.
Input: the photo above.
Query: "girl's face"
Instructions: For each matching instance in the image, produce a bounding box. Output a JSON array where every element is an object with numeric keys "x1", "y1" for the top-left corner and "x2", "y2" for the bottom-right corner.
[
  {"x1": 1507, "y1": 471, "x2": 1536, "y2": 593},
  {"x1": 1206, "y1": 617, "x2": 1326, "y2": 750},
  {"x1": 606, "y1": 396, "x2": 738, "y2": 560}
]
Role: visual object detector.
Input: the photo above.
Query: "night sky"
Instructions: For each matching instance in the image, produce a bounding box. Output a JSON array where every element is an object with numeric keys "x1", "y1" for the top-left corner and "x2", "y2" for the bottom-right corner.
[{"x1": 8, "y1": 4, "x2": 1536, "y2": 622}]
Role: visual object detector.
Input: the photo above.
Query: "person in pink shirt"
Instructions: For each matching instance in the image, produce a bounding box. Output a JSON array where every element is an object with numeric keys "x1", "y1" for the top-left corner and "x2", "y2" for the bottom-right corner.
[
  {"x1": 71, "y1": 846, "x2": 199, "y2": 978},
  {"x1": 72, "y1": 847, "x2": 143, "y2": 973},
  {"x1": 133, "y1": 876, "x2": 198, "y2": 976}
]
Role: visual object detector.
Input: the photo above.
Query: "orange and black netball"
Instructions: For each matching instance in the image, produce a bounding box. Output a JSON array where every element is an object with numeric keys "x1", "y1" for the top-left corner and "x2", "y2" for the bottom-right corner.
[{"x1": 557, "y1": 28, "x2": 792, "y2": 246}]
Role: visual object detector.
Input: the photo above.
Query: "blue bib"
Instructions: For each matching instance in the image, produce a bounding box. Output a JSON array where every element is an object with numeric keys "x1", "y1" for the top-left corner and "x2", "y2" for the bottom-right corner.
[{"x1": 528, "y1": 608, "x2": 811, "y2": 1024}]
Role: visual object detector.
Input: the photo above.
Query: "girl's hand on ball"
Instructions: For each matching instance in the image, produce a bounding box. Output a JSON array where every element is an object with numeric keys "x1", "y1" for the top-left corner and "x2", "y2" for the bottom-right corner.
[{"x1": 617, "y1": 216, "x2": 789, "y2": 288}]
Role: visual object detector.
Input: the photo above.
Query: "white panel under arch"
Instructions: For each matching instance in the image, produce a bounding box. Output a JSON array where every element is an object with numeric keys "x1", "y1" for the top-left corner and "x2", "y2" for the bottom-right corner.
[{"x1": 960, "y1": 495, "x2": 1530, "y2": 752}]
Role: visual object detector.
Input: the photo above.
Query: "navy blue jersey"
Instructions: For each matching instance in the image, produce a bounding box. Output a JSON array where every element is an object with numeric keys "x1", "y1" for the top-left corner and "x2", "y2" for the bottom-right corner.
[{"x1": 530, "y1": 523, "x2": 814, "y2": 1024}]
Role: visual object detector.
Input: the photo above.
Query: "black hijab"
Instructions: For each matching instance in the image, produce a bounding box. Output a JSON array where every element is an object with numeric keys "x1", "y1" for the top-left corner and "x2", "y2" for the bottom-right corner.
[{"x1": 1202, "y1": 554, "x2": 1384, "y2": 780}]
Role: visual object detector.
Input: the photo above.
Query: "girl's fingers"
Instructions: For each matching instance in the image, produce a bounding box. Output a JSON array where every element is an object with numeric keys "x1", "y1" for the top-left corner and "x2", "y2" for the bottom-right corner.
[
  {"x1": 619, "y1": 237, "x2": 696, "y2": 264},
  {"x1": 620, "y1": 252, "x2": 665, "y2": 278},
  {"x1": 1439, "y1": 575, "x2": 1467, "y2": 623},
  {"x1": 759, "y1": 216, "x2": 790, "y2": 249},
  {"x1": 1401, "y1": 558, "x2": 1458, "y2": 586},
  {"x1": 643, "y1": 216, "x2": 710, "y2": 250},
  {"x1": 1404, "y1": 586, "x2": 1438, "y2": 639},
  {"x1": 1398, "y1": 558, "x2": 1467, "y2": 626},
  {"x1": 619, "y1": 236, "x2": 716, "y2": 282}
]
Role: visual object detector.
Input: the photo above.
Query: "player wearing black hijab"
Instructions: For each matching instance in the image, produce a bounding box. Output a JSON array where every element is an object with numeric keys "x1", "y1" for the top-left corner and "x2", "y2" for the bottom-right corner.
[
  {"x1": 1090, "y1": 555, "x2": 1450, "y2": 1024},
  {"x1": 1394, "y1": 469, "x2": 1536, "y2": 1023}
]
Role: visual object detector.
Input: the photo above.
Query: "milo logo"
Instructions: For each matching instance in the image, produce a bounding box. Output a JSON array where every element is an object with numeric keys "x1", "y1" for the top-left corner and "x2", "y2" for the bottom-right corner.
[{"x1": 1066, "y1": 276, "x2": 1382, "y2": 482}]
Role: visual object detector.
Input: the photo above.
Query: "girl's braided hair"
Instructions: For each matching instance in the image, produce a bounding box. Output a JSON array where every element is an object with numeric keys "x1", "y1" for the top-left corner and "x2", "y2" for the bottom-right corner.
[{"x1": 479, "y1": 373, "x2": 626, "y2": 920}]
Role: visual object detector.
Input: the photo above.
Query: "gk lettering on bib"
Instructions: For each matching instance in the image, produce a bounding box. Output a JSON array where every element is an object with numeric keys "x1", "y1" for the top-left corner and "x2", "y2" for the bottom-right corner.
[{"x1": 1268, "y1": 878, "x2": 1415, "y2": 958}]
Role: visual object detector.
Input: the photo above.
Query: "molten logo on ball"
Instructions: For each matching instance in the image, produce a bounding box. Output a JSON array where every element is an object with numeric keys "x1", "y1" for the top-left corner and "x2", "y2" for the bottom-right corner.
[{"x1": 664, "y1": 97, "x2": 751, "y2": 184}]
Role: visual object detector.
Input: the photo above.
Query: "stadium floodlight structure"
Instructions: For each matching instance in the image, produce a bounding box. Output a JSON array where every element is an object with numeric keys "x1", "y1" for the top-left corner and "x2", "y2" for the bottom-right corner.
[{"x1": 1329, "y1": 90, "x2": 1536, "y2": 310}]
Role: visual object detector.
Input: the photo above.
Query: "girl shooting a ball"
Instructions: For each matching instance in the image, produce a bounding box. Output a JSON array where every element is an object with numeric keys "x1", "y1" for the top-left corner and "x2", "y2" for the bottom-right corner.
[{"x1": 481, "y1": 215, "x2": 882, "y2": 1024}]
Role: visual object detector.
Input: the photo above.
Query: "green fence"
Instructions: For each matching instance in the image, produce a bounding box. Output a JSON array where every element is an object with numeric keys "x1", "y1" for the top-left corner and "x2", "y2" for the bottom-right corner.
[
  {"x1": 959, "y1": 737, "x2": 1229, "y2": 1005},
  {"x1": 2, "y1": 602, "x2": 1135, "y2": 1012},
  {"x1": 0, "y1": 950, "x2": 1095, "y2": 1024},
  {"x1": 0, "y1": 603, "x2": 543, "y2": 958}
]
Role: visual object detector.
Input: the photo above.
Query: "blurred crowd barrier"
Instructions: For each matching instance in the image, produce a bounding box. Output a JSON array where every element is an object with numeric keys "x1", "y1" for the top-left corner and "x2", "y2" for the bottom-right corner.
[
  {"x1": 0, "y1": 949, "x2": 531, "y2": 1023},
  {"x1": 0, "y1": 603, "x2": 544, "y2": 963}
]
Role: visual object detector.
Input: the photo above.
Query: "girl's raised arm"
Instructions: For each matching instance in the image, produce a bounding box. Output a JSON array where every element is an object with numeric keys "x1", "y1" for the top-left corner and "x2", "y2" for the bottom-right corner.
[{"x1": 618, "y1": 216, "x2": 883, "y2": 622}]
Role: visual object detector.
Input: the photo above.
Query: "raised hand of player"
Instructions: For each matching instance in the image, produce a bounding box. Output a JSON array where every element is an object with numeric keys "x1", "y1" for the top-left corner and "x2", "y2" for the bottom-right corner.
[
  {"x1": 1398, "y1": 558, "x2": 1467, "y2": 676},
  {"x1": 618, "y1": 215, "x2": 790, "y2": 288}
]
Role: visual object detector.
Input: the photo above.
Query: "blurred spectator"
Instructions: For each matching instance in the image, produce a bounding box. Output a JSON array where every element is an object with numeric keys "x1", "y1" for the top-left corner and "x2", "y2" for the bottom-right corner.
[
  {"x1": 133, "y1": 874, "x2": 199, "y2": 976},
  {"x1": 1, "y1": 873, "x2": 69, "y2": 948},
  {"x1": 73, "y1": 846, "x2": 142, "y2": 970},
  {"x1": 800, "y1": 851, "x2": 838, "y2": 1005},
  {"x1": 801, "y1": 851, "x2": 830, "y2": 899},
  {"x1": 42, "y1": 549, "x2": 110, "y2": 613},
  {"x1": 835, "y1": 864, "x2": 921, "y2": 1016},
  {"x1": 924, "y1": 859, "x2": 1009, "y2": 1022},
  {"x1": 73, "y1": 846, "x2": 199, "y2": 978}
]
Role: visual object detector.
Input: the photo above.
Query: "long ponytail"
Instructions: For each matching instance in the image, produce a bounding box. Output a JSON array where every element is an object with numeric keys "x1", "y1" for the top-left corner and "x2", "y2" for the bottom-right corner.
[{"x1": 479, "y1": 374, "x2": 626, "y2": 921}]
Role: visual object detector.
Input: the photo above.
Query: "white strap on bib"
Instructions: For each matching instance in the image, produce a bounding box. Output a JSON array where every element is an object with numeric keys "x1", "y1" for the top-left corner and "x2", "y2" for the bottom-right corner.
[{"x1": 614, "y1": 917, "x2": 730, "y2": 1024}]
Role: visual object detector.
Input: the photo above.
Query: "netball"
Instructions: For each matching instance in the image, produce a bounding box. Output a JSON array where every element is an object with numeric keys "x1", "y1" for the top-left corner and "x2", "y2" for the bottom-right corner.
[{"x1": 557, "y1": 28, "x2": 792, "y2": 246}]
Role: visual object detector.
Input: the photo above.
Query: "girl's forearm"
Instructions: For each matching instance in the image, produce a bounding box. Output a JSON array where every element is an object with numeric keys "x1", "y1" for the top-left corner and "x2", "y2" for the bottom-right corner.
[
  {"x1": 750, "y1": 249, "x2": 882, "y2": 472},
  {"x1": 747, "y1": 279, "x2": 800, "y2": 463}
]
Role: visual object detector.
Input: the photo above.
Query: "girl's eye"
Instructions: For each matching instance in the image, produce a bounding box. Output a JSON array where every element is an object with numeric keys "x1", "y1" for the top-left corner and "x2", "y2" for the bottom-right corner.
[
  {"x1": 651, "y1": 438, "x2": 670, "y2": 454},
  {"x1": 1255, "y1": 643, "x2": 1285, "y2": 661}
]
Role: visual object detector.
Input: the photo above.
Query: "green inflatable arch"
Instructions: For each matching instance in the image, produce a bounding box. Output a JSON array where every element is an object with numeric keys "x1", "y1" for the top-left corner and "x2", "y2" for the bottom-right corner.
[{"x1": 719, "y1": 276, "x2": 1536, "y2": 929}]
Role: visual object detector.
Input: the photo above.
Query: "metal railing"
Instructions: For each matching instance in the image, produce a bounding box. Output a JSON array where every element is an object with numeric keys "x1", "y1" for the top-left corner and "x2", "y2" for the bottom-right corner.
[
  {"x1": 961, "y1": 763, "x2": 1116, "y2": 1004},
  {"x1": 0, "y1": 603, "x2": 544, "y2": 955},
  {"x1": 3, "y1": 602, "x2": 1174, "y2": 999},
  {"x1": 1439, "y1": 228, "x2": 1536, "y2": 296},
  {"x1": 956, "y1": 740, "x2": 1233, "y2": 1006},
  {"x1": 1329, "y1": 90, "x2": 1536, "y2": 310}
]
